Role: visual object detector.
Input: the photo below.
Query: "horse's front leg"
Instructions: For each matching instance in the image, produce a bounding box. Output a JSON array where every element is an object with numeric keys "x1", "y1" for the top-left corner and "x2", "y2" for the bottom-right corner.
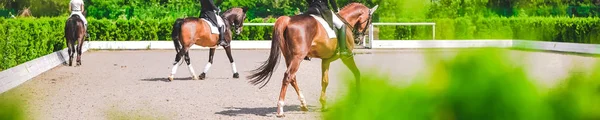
[
  {"x1": 319, "y1": 58, "x2": 334, "y2": 111},
  {"x1": 224, "y1": 46, "x2": 239, "y2": 78},
  {"x1": 199, "y1": 48, "x2": 216, "y2": 80},
  {"x1": 341, "y1": 56, "x2": 361, "y2": 101}
]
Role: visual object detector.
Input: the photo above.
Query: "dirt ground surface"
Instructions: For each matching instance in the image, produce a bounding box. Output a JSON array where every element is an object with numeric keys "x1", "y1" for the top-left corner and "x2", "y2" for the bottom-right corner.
[{"x1": 1, "y1": 49, "x2": 599, "y2": 120}]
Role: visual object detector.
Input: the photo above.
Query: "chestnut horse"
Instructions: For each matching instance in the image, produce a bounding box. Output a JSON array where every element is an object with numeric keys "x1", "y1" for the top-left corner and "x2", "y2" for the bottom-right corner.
[
  {"x1": 169, "y1": 8, "x2": 246, "y2": 81},
  {"x1": 248, "y1": 3, "x2": 377, "y2": 117},
  {"x1": 64, "y1": 15, "x2": 86, "y2": 66}
]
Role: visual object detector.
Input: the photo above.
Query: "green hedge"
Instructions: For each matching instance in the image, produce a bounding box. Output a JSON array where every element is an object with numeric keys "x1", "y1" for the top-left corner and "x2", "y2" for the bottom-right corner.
[
  {"x1": 87, "y1": 17, "x2": 277, "y2": 41},
  {"x1": 88, "y1": 17, "x2": 280, "y2": 41},
  {"x1": 0, "y1": 18, "x2": 66, "y2": 71},
  {"x1": 88, "y1": 18, "x2": 174, "y2": 41},
  {"x1": 0, "y1": 17, "x2": 277, "y2": 70},
  {"x1": 379, "y1": 17, "x2": 600, "y2": 44}
]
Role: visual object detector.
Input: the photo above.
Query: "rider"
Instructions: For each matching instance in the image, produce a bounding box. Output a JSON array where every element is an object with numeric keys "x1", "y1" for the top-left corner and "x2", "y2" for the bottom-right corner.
[
  {"x1": 200, "y1": 0, "x2": 228, "y2": 47},
  {"x1": 69, "y1": 0, "x2": 88, "y2": 37},
  {"x1": 305, "y1": 0, "x2": 351, "y2": 57}
]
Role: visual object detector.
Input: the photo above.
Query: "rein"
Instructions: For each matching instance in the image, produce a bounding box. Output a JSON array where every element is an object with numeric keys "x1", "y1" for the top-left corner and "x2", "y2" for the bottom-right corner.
[{"x1": 334, "y1": 9, "x2": 373, "y2": 43}]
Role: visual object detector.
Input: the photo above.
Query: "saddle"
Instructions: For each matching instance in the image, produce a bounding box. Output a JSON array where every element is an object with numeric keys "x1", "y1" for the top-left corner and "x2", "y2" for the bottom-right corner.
[
  {"x1": 309, "y1": 14, "x2": 336, "y2": 39},
  {"x1": 200, "y1": 16, "x2": 225, "y2": 34}
]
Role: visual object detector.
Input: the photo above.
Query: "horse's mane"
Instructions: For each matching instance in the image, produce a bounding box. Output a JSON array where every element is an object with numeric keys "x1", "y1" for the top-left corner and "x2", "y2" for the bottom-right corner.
[
  {"x1": 341, "y1": 2, "x2": 365, "y2": 10},
  {"x1": 222, "y1": 8, "x2": 244, "y2": 18},
  {"x1": 183, "y1": 17, "x2": 200, "y2": 22}
]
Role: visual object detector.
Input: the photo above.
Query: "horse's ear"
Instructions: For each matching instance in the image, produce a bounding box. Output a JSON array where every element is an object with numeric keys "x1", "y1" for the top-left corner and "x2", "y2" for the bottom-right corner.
[
  {"x1": 370, "y1": 5, "x2": 379, "y2": 15},
  {"x1": 242, "y1": 7, "x2": 249, "y2": 13}
]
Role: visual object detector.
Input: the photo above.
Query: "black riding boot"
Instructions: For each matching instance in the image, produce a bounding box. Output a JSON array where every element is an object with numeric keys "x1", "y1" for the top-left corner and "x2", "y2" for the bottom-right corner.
[
  {"x1": 337, "y1": 25, "x2": 352, "y2": 58},
  {"x1": 218, "y1": 26, "x2": 228, "y2": 47}
]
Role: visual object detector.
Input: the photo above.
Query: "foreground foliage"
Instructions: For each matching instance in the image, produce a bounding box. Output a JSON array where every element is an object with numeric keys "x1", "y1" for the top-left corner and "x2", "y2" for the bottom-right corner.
[{"x1": 325, "y1": 49, "x2": 600, "y2": 120}]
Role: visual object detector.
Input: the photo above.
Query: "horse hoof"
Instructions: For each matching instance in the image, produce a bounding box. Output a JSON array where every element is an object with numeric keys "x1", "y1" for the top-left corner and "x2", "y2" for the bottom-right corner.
[
  {"x1": 233, "y1": 73, "x2": 239, "y2": 78},
  {"x1": 275, "y1": 113, "x2": 285, "y2": 118},
  {"x1": 192, "y1": 76, "x2": 199, "y2": 80},
  {"x1": 168, "y1": 75, "x2": 174, "y2": 82},
  {"x1": 300, "y1": 106, "x2": 309, "y2": 112},
  {"x1": 199, "y1": 73, "x2": 206, "y2": 80}
]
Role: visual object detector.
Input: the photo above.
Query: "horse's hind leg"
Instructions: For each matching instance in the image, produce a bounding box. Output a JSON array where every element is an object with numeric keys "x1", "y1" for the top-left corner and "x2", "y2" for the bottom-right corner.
[
  {"x1": 76, "y1": 36, "x2": 84, "y2": 66},
  {"x1": 67, "y1": 41, "x2": 74, "y2": 66},
  {"x1": 276, "y1": 57, "x2": 303, "y2": 117},
  {"x1": 199, "y1": 48, "x2": 216, "y2": 80},
  {"x1": 290, "y1": 56, "x2": 310, "y2": 111},
  {"x1": 184, "y1": 50, "x2": 199, "y2": 80},
  {"x1": 290, "y1": 76, "x2": 308, "y2": 111},
  {"x1": 168, "y1": 48, "x2": 185, "y2": 81},
  {"x1": 224, "y1": 46, "x2": 239, "y2": 78}
]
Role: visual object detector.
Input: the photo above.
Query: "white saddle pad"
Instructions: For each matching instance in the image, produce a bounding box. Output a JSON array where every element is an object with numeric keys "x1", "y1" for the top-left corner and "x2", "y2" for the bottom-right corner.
[
  {"x1": 310, "y1": 15, "x2": 336, "y2": 39},
  {"x1": 201, "y1": 18, "x2": 220, "y2": 34}
]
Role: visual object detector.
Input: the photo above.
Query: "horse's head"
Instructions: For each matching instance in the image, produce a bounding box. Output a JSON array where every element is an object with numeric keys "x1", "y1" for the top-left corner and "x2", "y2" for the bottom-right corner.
[
  {"x1": 222, "y1": 8, "x2": 247, "y2": 35},
  {"x1": 339, "y1": 3, "x2": 378, "y2": 45}
]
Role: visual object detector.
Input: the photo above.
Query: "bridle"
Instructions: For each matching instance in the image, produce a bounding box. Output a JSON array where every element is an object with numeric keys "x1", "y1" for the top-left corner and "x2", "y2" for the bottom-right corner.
[
  {"x1": 350, "y1": 11, "x2": 373, "y2": 44},
  {"x1": 222, "y1": 15, "x2": 243, "y2": 36},
  {"x1": 333, "y1": 8, "x2": 374, "y2": 45}
]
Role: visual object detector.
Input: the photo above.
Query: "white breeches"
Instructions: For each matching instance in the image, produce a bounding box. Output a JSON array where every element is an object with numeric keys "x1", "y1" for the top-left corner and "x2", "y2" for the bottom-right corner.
[
  {"x1": 331, "y1": 11, "x2": 344, "y2": 29},
  {"x1": 216, "y1": 14, "x2": 225, "y2": 27}
]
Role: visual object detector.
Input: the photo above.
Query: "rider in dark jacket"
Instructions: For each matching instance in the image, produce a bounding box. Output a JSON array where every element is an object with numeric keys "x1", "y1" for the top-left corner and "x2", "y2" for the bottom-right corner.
[
  {"x1": 305, "y1": 0, "x2": 351, "y2": 57},
  {"x1": 200, "y1": 0, "x2": 228, "y2": 47}
]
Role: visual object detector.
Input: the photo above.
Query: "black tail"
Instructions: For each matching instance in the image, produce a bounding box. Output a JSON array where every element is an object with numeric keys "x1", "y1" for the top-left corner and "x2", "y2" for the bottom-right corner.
[
  {"x1": 65, "y1": 16, "x2": 80, "y2": 46},
  {"x1": 247, "y1": 16, "x2": 290, "y2": 89},
  {"x1": 172, "y1": 18, "x2": 184, "y2": 53}
]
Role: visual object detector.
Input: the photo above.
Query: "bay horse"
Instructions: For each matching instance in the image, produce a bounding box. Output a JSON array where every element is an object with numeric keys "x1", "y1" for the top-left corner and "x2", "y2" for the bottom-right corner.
[
  {"x1": 64, "y1": 15, "x2": 86, "y2": 66},
  {"x1": 169, "y1": 8, "x2": 246, "y2": 81},
  {"x1": 248, "y1": 3, "x2": 377, "y2": 117}
]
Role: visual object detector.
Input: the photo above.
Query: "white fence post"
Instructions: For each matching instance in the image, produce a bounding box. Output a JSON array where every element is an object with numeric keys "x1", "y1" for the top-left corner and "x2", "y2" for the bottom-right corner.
[
  {"x1": 369, "y1": 23, "x2": 374, "y2": 49},
  {"x1": 432, "y1": 23, "x2": 436, "y2": 40}
]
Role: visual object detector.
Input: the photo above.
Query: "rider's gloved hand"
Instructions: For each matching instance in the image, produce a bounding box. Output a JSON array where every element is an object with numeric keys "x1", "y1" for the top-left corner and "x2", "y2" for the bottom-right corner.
[{"x1": 216, "y1": 7, "x2": 221, "y2": 14}]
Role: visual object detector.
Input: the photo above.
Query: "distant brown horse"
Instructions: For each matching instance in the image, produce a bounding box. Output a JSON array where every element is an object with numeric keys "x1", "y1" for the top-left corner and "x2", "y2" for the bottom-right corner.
[
  {"x1": 169, "y1": 8, "x2": 246, "y2": 81},
  {"x1": 64, "y1": 15, "x2": 86, "y2": 66},
  {"x1": 248, "y1": 3, "x2": 377, "y2": 117}
]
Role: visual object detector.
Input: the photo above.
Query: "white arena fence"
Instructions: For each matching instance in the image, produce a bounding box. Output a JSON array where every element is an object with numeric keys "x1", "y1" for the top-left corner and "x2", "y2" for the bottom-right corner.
[{"x1": 2, "y1": 22, "x2": 600, "y2": 94}]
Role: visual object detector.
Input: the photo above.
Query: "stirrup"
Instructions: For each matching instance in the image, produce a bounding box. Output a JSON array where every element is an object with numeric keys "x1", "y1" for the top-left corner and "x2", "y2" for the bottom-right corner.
[
  {"x1": 217, "y1": 27, "x2": 229, "y2": 47},
  {"x1": 218, "y1": 40, "x2": 229, "y2": 47}
]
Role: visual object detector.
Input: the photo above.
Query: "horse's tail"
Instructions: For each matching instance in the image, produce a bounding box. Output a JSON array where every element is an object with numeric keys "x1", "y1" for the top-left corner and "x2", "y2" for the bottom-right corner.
[
  {"x1": 247, "y1": 16, "x2": 290, "y2": 89},
  {"x1": 65, "y1": 17, "x2": 71, "y2": 41},
  {"x1": 65, "y1": 16, "x2": 79, "y2": 45},
  {"x1": 172, "y1": 18, "x2": 184, "y2": 53}
]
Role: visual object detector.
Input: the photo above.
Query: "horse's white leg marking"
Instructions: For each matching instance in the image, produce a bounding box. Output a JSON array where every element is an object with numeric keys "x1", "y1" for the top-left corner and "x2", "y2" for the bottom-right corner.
[
  {"x1": 171, "y1": 60, "x2": 183, "y2": 76},
  {"x1": 188, "y1": 63, "x2": 198, "y2": 79},
  {"x1": 230, "y1": 62, "x2": 238, "y2": 74},
  {"x1": 203, "y1": 63, "x2": 212, "y2": 73}
]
